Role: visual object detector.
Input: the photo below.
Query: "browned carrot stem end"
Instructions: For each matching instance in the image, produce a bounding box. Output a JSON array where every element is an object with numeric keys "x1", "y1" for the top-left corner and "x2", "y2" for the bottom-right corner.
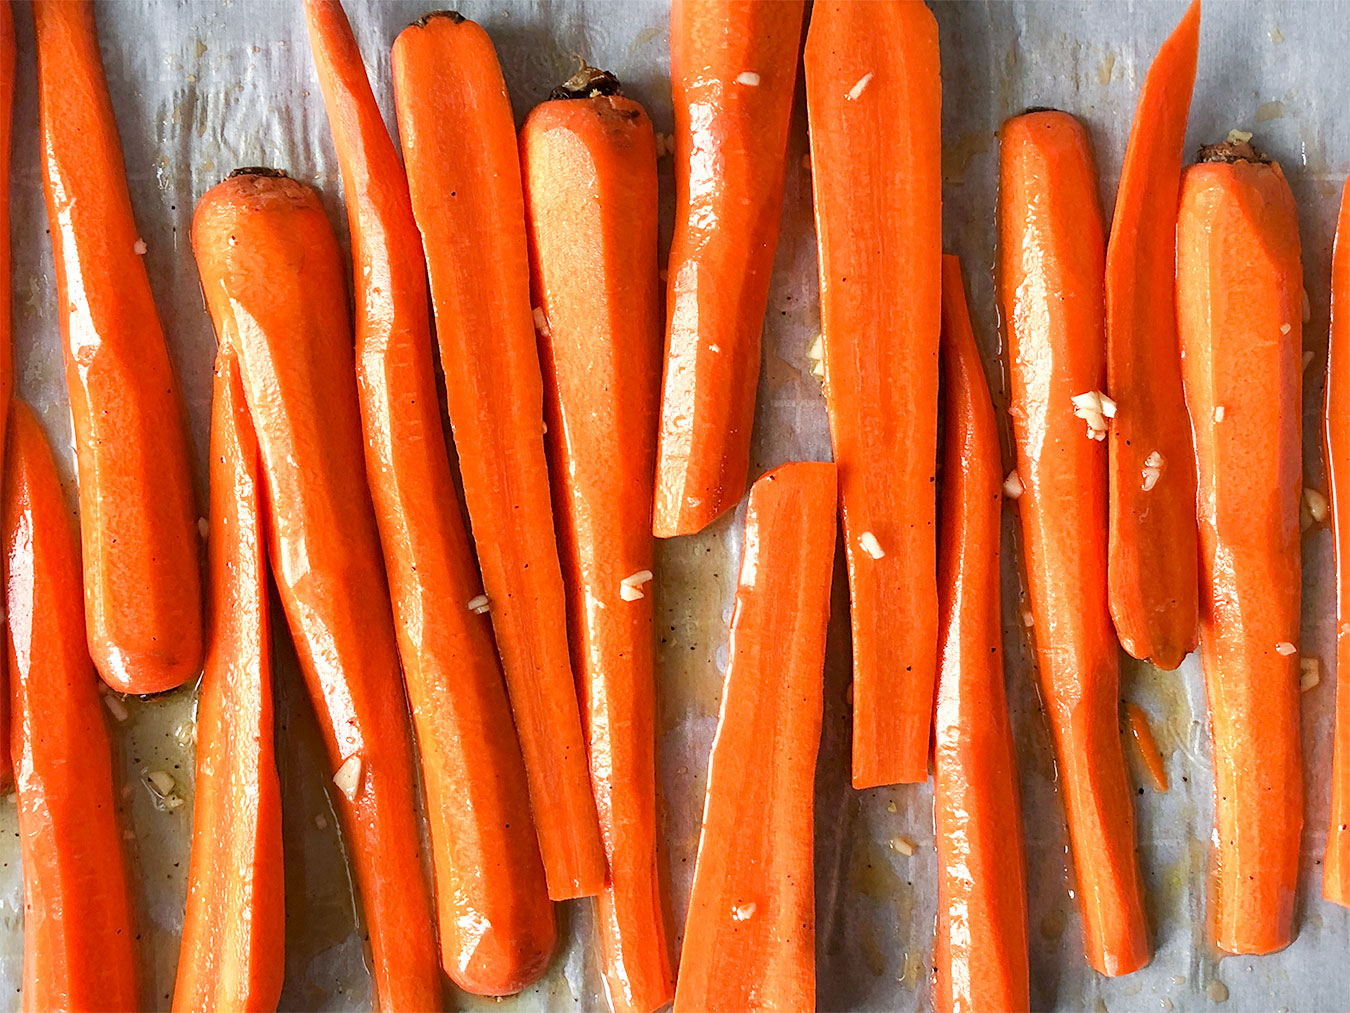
[
  {"x1": 410, "y1": 10, "x2": 466, "y2": 29},
  {"x1": 1197, "y1": 137, "x2": 1271, "y2": 165},
  {"x1": 550, "y1": 60, "x2": 622, "y2": 100},
  {"x1": 228, "y1": 166, "x2": 290, "y2": 180}
]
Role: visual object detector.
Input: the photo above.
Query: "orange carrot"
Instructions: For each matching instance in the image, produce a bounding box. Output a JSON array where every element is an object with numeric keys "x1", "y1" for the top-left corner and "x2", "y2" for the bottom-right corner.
[
  {"x1": 32, "y1": 0, "x2": 202, "y2": 695},
  {"x1": 652, "y1": 0, "x2": 805, "y2": 536},
  {"x1": 1124, "y1": 703, "x2": 1169, "y2": 794},
  {"x1": 1176, "y1": 138, "x2": 1304, "y2": 954},
  {"x1": 804, "y1": 0, "x2": 941, "y2": 788},
  {"x1": 4, "y1": 400, "x2": 139, "y2": 1012},
  {"x1": 392, "y1": 11, "x2": 605, "y2": 901},
  {"x1": 999, "y1": 110, "x2": 1150, "y2": 977},
  {"x1": 0, "y1": 0, "x2": 14, "y2": 792},
  {"x1": 674, "y1": 462, "x2": 836, "y2": 1013},
  {"x1": 305, "y1": 0, "x2": 555, "y2": 991}
]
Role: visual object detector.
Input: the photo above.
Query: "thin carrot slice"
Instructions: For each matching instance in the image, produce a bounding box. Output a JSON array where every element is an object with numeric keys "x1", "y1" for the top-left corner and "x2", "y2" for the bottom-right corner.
[
  {"x1": 0, "y1": 0, "x2": 13, "y2": 792},
  {"x1": 304, "y1": 0, "x2": 555, "y2": 992},
  {"x1": 520, "y1": 69, "x2": 673, "y2": 1013},
  {"x1": 32, "y1": 0, "x2": 202, "y2": 695},
  {"x1": 1177, "y1": 138, "x2": 1304, "y2": 954},
  {"x1": 674, "y1": 462, "x2": 836, "y2": 1013},
  {"x1": 804, "y1": 0, "x2": 941, "y2": 788},
  {"x1": 933, "y1": 255, "x2": 1029, "y2": 1013},
  {"x1": 652, "y1": 0, "x2": 805, "y2": 536},
  {"x1": 192, "y1": 170, "x2": 442, "y2": 1011},
  {"x1": 1124, "y1": 703, "x2": 1169, "y2": 794},
  {"x1": 999, "y1": 110, "x2": 1150, "y2": 977},
  {"x1": 3, "y1": 400, "x2": 139, "y2": 1012},
  {"x1": 392, "y1": 10, "x2": 605, "y2": 901}
]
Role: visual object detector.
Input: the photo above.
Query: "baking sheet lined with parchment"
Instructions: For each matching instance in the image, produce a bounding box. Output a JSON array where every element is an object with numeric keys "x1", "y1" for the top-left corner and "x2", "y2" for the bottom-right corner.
[{"x1": 0, "y1": 1, "x2": 1345, "y2": 1010}]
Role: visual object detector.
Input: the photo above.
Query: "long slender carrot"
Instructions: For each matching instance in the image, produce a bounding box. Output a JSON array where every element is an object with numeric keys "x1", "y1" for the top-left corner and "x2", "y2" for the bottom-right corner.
[
  {"x1": 305, "y1": 0, "x2": 555, "y2": 992},
  {"x1": 0, "y1": 0, "x2": 14, "y2": 793},
  {"x1": 192, "y1": 170, "x2": 442, "y2": 1011},
  {"x1": 999, "y1": 110, "x2": 1150, "y2": 977},
  {"x1": 804, "y1": 0, "x2": 941, "y2": 788},
  {"x1": 173, "y1": 346, "x2": 284, "y2": 1013},
  {"x1": 1105, "y1": 0, "x2": 1201, "y2": 670},
  {"x1": 674, "y1": 462, "x2": 836, "y2": 1013},
  {"x1": 933, "y1": 256, "x2": 1029, "y2": 1013},
  {"x1": 652, "y1": 0, "x2": 805, "y2": 537},
  {"x1": 392, "y1": 11, "x2": 605, "y2": 901},
  {"x1": 520, "y1": 69, "x2": 672, "y2": 1013},
  {"x1": 3, "y1": 400, "x2": 139, "y2": 1012},
  {"x1": 32, "y1": 0, "x2": 202, "y2": 695},
  {"x1": 1176, "y1": 138, "x2": 1304, "y2": 954}
]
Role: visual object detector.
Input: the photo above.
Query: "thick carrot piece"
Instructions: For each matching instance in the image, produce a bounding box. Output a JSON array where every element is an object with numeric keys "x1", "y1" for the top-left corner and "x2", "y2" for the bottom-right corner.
[
  {"x1": 652, "y1": 0, "x2": 805, "y2": 536},
  {"x1": 521, "y1": 74, "x2": 673, "y2": 1013},
  {"x1": 674, "y1": 462, "x2": 835, "y2": 1013},
  {"x1": 305, "y1": 0, "x2": 555, "y2": 992},
  {"x1": 393, "y1": 11, "x2": 605, "y2": 901},
  {"x1": 3, "y1": 401, "x2": 139, "y2": 1012},
  {"x1": 0, "y1": 0, "x2": 14, "y2": 793},
  {"x1": 173, "y1": 347, "x2": 284, "y2": 1013},
  {"x1": 1177, "y1": 140, "x2": 1304, "y2": 954},
  {"x1": 999, "y1": 111, "x2": 1150, "y2": 977},
  {"x1": 192, "y1": 172, "x2": 441, "y2": 1011},
  {"x1": 33, "y1": 0, "x2": 202, "y2": 695},
  {"x1": 804, "y1": 0, "x2": 941, "y2": 788},
  {"x1": 933, "y1": 256, "x2": 1029, "y2": 1013},
  {"x1": 1105, "y1": 0, "x2": 1201, "y2": 670}
]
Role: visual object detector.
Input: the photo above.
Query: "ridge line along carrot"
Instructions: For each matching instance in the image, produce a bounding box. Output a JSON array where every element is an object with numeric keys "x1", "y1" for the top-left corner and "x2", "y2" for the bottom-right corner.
[
  {"x1": 0, "y1": 0, "x2": 13, "y2": 792},
  {"x1": 804, "y1": 0, "x2": 942, "y2": 788}
]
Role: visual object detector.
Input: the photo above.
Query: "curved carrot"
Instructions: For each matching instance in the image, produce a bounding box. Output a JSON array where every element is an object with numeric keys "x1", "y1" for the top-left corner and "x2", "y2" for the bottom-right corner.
[
  {"x1": 1124, "y1": 703, "x2": 1169, "y2": 794},
  {"x1": 1105, "y1": 0, "x2": 1201, "y2": 670},
  {"x1": 1176, "y1": 139, "x2": 1303, "y2": 954},
  {"x1": 674, "y1": 462, "x2": 836, "y2": 1013},
  {"x1": 192, "y1": 171, "x2": 441, "y2": 1011},
  {"x1": 999, "y1": 110, "x2": 1150, "y2": 977},
  {"x1": 3, "y1": 400, "x2": 139, "y2": 1012},
  {"x1": 304, "y1": 0, "x2": 555, "y2": 992},
  {"x1": 32, "y1": 0, "x2": 202, "y2": 695},
  {"x1": 520, "y1": 71, "x2": 672, "y2": 1013},
  {"x1": 652, "y1": 0, "x2": 805, "y2": 536},
  {"x1": 0, "y1": 0, "x2": 14, "y2": 793},
  {"x1": 392, "y1": 11, "x2": 605, "y2": 901},
  {"x1": 933, "y1": 256, "x2": 1029, "y2": 1013},
  {"x1": 173, "y1": 346, "x2": 284, "y2": 1013},
  {"x1": 804, "y1": 0, "x2": 941, "y2": 788}
]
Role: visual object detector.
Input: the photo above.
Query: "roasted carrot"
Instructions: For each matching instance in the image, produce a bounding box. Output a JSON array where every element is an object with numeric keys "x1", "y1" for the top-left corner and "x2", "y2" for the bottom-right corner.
[
  {"x1": 1176, "y1": 138, "x2": 1304, "y2": 954},
  {"x1": 192, "y1": 171, "x2": 441, "y2": 1011},
  {"x1": 933, "y1": 255, "x2": 1029, "y2": 1013},
  {"x1": 0, "y1": 0, "x2": 14, "y2": 793},
  {"x1": 652, "y1": 0, "x2": 805, "y2": 536},
  {"x1": 1105, "y1": 0, "x2": 1201, "y2": 670},
  {"x1": 999, "y1": 110, "x2": 1150, "y2": 977},
  {"x1": 520, "y1": 69, "x2": 672, "y2": 1013},
  {"x1": 3, "y1": 400, "x2": 139, "y2": 1012},
  {"x1": 173, "y1": 346, "x2": 283, "y2": 1013},
  {"x1": 305, "y1": 0, "x2": 555, "y2": 992},
  {"x1": 674, "y1": 462, "x2": 836, "y2": 1013},
  {"x1": 33, "y1": 0, "x2": 202, "y2": 695},
  {"x1": 1124, "y1": 703, "x2": 1169, "y2": 794},
  {"x1": 392, "y1": 11, "x2": 605, "y2": 901},
  {"x1": 804, "y1": 0, "x2": 941, "y2": 788}
]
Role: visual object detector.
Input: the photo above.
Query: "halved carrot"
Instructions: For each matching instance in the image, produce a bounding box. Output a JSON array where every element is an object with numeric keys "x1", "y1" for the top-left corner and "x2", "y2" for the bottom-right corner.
[
  {"x1": 1176, "y1": 138, "x2": 1304, "y2": 954},
  {"x1": 0, "y1": 0, "x2": 14, "y2": 792},
  {"x1": 933, "y1": 255, "x2": 1029, "y2": 1013},
  {"x1": 32, "y1": 0, "x2": 202, "y2": 695},
  {"x1": 1124, "y1": 703, "x2": 1169, "y2": 794},
  {"x1": 804, "y1": 0, "x2": 941, "y2": 788},
  {"x1": 392, "y1": 10, "x2": 605, "y2": 901},
  {"x1": 674, "y1": 462, "x2": 836, "y2": 1013},
  {"x1": 173, "y1": 346, "x2": 284, "y2": 1013},
  {"x1": 3, "y1": 400, "x2": 139, "y2": 1012},
  {"x1": 304, "y1": 0, "x2": 555, "y2": 992},
  {"x1": 1105, "y1": 0, "x2": 1201, "y2": 670},
  {"x1": 999, "y1": 110, "x2": 1150, "y2": 977},
  {"x1": 520, "y1": 70, "x2": 672, "y2": 1013},
  {"x1": 652, "y1": 0, "x2": 805, "y2": 536},
  {"x1": 192, "y1": 170, "x2": 442, "y2": 1011}
]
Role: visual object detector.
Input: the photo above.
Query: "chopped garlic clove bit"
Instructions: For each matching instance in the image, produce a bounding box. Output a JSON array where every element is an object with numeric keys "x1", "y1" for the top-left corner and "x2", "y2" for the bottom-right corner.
[
  {"x1": 890, "y1": 835, "x2": 916, "y2": 857},
  {"x1": 858, "y1": 531, "x2": 885, "y2": 559},
  {"x1": 1213, "y1": 405, "x2": 1226, "y2": 423},
  {"x1": 1141, "y1": 450, "x2": 1165, "y2": 492},
  {"x1": 846, "y1": 72, "x2": 873, "y2": 101},
  {"x1": 732, "y1": 902, "x2": 757, "y2": 921},
  {"x1": 133, "y1": 238, "x2": 148, "y2": 255},
  {"x1": 467, "y1": 594, "x2": 490, "y2": 614},
  {"x1": 1303, "y1": 487, "x2": 1330, "y2": 524},
  {"x1": 1227, "y1": 128, "x2": 1253, "y2": 145},
  {"x1": 103, "y1": 693, "x2": 130, "y2": 722},
  {"x1": 1070, "y1": 390, "x2": 1111, "y2": 440},
  {"x1": 1274, "y1": 641, "x2": 1297, "y2": 657},
  {"x1": 333, "y1": 754, "x2": 363, "y2": 801},
  {"x1": 620, "y1": 569, "x2": 654, "y2": 601},
  {"x1": 532, "y1": 306, "x2": 550, "y2": 337},
  {"x1": 735, "y1": 71, "x2": 760, "y2": 86},
  {"x1": 1300, "y1": 657, "x2": 1321, "y2": 692},
  {"x1": 1003, "y1": 470, "x2": 1024, "y2": 499}
]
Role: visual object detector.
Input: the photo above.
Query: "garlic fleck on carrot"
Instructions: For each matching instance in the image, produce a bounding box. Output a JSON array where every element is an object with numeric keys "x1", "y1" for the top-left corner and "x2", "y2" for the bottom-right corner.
[
  {"x1": 1274, "y1": 641, "x2": 1297, "y2": 657},
  {"x1": 1003, "y1": 469, "x2": 1025, "y2": 499},
  {"x1": 889, "y1": 835, "x2": 916, "y2": 857},
  {"x1": 1071, "y1": 390, "x2": 1111, "y2": 440},
  {"x1": 858, "y1": 531, "x2": 885, "y2": 559},
  {"x1": 619, "y1": 569, "x2": 654, "y2": 601},
  {"x1": 146, "y1": 770, "x2": 185, "y2": 810},
  {"x1": 1141, "y1": 450, "x2": 1165, "y2": 492},
  {"x1": 1214, "y1": 405, "x2": 1226, "y2": 422},
  {"x1": 1021, "y1": 610, "x2": 1034, "y2": 628},
  {"x1": 333, "y1": 754, "x2": 363, "y2": 802},
  {"x1": 709, "y1": 344, "x2": 721, "y2": 353},
  {"x1": 1227, "y1": 128, "x2": 1253, "y2": 145},
  {"x1": 197, "y1": 516, "x2": 209, "y2": 539},
  {"x1": 1304, "y1": 487, "x2": 1330, "y2": 524},
  {"x1": 103, "y1": 693, "x2": 129, "y2": 722},
  {"x1": 846, "y1": 72, "x2": 873, "y2": 101},
  {"x1": 1300, "y1": 657, "x2": 1321, "y2": 692},
  {"x1": 1280, "y1": 322, "x2": 1291, "y2": 335},
  {"x1": 466, "y1": 594, "x2": 490, "y2": 614},
  {"x1": 735, "y1": 71, "x2": 760, "y2": 86},
  {"x1": 532, "y1": 306, "x2": 550, "y2": 337},
  {"x1": 133, "y1": 238, "x2": 147, "y2": 255},
  {"x1": 731, "y1": 902, "x2": 757, "y2": 921}
]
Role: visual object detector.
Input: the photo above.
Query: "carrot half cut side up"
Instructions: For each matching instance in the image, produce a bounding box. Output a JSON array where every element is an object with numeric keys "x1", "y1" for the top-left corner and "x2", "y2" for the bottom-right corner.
[
  {"x1": 4, "y1": 401, "x2": 139, "y2": 1013},
  {"x1": 804, "y1": 0, "x2": 942, "y2": 788},
  {"x1": 933, "y1": 256, "x2": 1029, "y2": 1013},
  {"x1": 652, "y1": 0, "x2": 805, "y2": 536},
  {"x1": 1177, "y1": 138, "x2": 1304, "y2": 954},
  {"x1": 674, "y1": 462, "x2": 836, "y2": 1013},
  {"x1": 0, "y1": 0, "x2": 14, "y2": 792},
  {"x1": 998, "y1": 110, "x2": 1150, "y2": 977}
]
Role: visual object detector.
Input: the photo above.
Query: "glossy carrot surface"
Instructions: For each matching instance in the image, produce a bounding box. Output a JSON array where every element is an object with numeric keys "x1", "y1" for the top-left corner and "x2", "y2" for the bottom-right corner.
[
  {"x1": 1125, "y1": 703, "x2": 1169, "y2": 794},
  {"x1": 0, "y1": 0, "x2": 13, "y2": 792}
]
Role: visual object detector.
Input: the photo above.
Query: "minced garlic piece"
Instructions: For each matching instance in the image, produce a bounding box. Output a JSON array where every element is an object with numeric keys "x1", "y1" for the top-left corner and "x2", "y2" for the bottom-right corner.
[
  {"x1": 1300, "y1": 658, "x2": 1321, "y2": 692},
  {"x1": 846, "y1": 72, "x2": 874, "y2": 101},
  {"x1": 532, "y1": 306, "x2": 550, "y2": 337},
  {"x1": 103, "y1": 694, "x2": 130, "y2": 722},
  {"x1": 333, "y1": 754, "x2": 363, "y2": 802},
  {"x1": 134, "y1": 238, "x2": 148, "y2": 255},
  {"x1": 732, "y1": 901, "x2": 757, "y2": 921},
  {"x1": 1071, "y1": 391, "x2": 1111, "y2": 440},
  {"x1": 1304, "y1": 487, "x2": 1330, "y2": 524},
  {"x1": 1274, "y1": 641, "x2": 1297, "y2": 657},
  {"x1": 1021, "y1": 610, "x2": 1034, "y2": 628},
  {"x1": 890, "y1": 835, "x2": 916, "y2": 857},
  {"x1": 620, "y1": 569, "x2": 654, "y2": 601},
  {"x1": 858, "y1": 531, "x2": 885, "y2": 559},
  {"x1": 1141, "y1": 450, "x2": 1164, "y2": 492},
  {"x1": 1213, "y1": 405, "x2": 1226, "y2": 423},
  {"x1": 735, "y1": 71, "x2": 760, "y2": 86},
  {"x1": 1003, "y1": 470, "x2": 1024, "y2": 499},
  {"x1": 1227, "y1": 128, "x2": 1254, "y2": 145},
  {"x1": 197, "y1": 516, "x2": 209, "y2": 538},
  {"x1": 467, "y1": 594, "x2": 490, "y2": 614}
]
